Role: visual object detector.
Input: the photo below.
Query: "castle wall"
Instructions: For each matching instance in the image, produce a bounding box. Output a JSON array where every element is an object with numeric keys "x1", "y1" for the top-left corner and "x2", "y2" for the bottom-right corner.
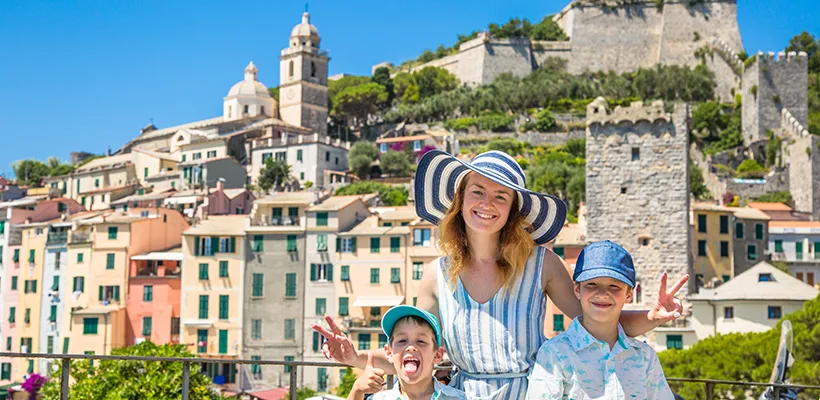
[
  {"x1": 786, "y1": 129, "x2": 820, "y2": 218},
  {"x1": 586, "y1": 99, "x2": 691, "y2": 306},
  {"x1": 742, "y1": 52, "x2": 809, "y2": 144},
  {"x1": 531, "y1": 41, "x2": 573, "y2": 69},
  {"x1": 703, "y1": 51, "x2": 741, "y2": 102},
  {"x1": 656, "y1": 1, "x2": 743, "y2": 67},
  {"x1": 480, "y1": 38, "x2": 536, "y2": 84}
]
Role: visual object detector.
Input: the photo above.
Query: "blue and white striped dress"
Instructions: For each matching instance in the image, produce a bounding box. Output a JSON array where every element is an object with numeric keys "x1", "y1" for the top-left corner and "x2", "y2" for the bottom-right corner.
[{"x1": 437, "y1": 246, "x2": 547, "y2": 400}]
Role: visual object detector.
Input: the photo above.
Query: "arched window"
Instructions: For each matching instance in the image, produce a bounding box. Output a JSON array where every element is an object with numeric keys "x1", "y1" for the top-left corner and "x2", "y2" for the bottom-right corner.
[
  {"x1": 311, "y1": 61, "x2": 317, "y2": 78},
  {"x1": 289, "y1": 61, "x2": 294, "y2": 77}
]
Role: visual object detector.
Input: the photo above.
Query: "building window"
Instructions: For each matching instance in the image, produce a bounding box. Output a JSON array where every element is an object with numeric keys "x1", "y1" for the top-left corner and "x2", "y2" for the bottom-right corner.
[
  {"x1": 756, "y1": 223, "x2": 764, "y2": 240},
  {"x1": 219, "y1": 295, "x2": 229, "y2": 320},
  {"x1": 287, "y1": 235, "x2": 297, "y2": 252},
  {"x1": 370, "y1": 237, "x2": 380, "y2": 253},
  {"x1": 722, "y1": 275, "x2": 730, "y2": 282},
  {"x1": 697, "y1": 240, "x2": 707, "y2": 256},
  {"x1": 260, "y1": 106, "x2": 265, "y2": 115},
  {"x1": 747, "y1": 244, "x2": 758, "y2": 261},
  {"x1": 390, "y1": 237, "x2": 400, "y2": 253},
  {"x1": 198, "y1": 295, "x2": 208, "y2": 319},
  {"x1": 219, "y1": 261, "x2": 228, "y2": 278},
  {"x1": 243, "y1": 105, "x2": 249, "y2": 114},
  {"x1": 341, "y1": 265, "x2": 350, "y2": 281},
  {"x1": 553, "y1": 314, "x2": 565, "y2": 332},
  {"x1": 720, "y1": 241, "x2": 729, "y2": 257},
  {"x1": 758, "y1": 273, "x2": 773, "y2": 282},
  {"x1": 252, "y1": 235, "x2": 264, "y2": 252},
  {"x1": 774, "y1": 240, "x2": 783, "y2": 253},
  {"x1": 413, "y1": 262, "x2": 424, "y2": 280},
  {"x1": 284, "y1": 355, "x2": 295, "y2": 373},
  {"x1": 108, "y1": 226, "x2": 118, "y2": 239},
  {"x1": 98, "y1": 285, "x2": 120, "y2": 302},
  {"x1": 106, "y1": 253, "x2": 115, "y2": 269},
  {"x1": 631, "y1": 147, "x2": 640, "y2": 161},
  {"x1": 262, "y1": 153, "x2": 272, "y2": 163},
  {"x1": 554, "y1": 246, "x2": 565, "y2": 258},
  {"x1": 391, "y1": 268, "x2": 401, "y2": 284},
  {"x1": 768, "y1": 306, "x2": 782, "y2": 319},
  {"x1": 252, "y1": 320, "x2": 262, "y2": 340},
  {"x1": 251, "y1": 355, "x2": 262, "y2": 379},
  {"x1": 288, "y1": 61, "x2": 294, "y2": 77},
  {"x1": 318, "y1": 367, "x2": 328, "y2": 392},
  {"x1": 666, "y1": 335, "x2": 683, "y2": 350},
  {"x1": 285, "y1": 319, "x2": 295, "y2": 340},
  {"x1": 142, "y1": 317, "x2": 152, "y2": 337},
  {"x1": 380, "y1": 143, "x2": 388, "y2": 153},
  {"x1": 719, "y1": 215, "x2": 729, "y2": 234},
  {"x1": 325, "y1": 151, "x2": 330, "y2": 162},
  {"x1": 285, "y1": 273, "x2": 296, "y2": 297},
  {"x1": 370, "y1": 268, "x2": 380, "y2": 284},
  {"x1": 317, "y1": 234, "x2": 328, "y2": 252},
  {"x1": 340, "y1": 237, "x2": 356, "y2": 253},
  {"x1": 311, "y1": 263, "x2": 332, "y2": 281},
  {"x1": 414, "y1": 229, "x2": 431, "y2": 246},
  {"x1": 218, "y1": 330, "x2": 228, "y2": 354},
  {"x1": 310, "y1": 61, "x2": 317, "y2": 78},
  {"x1": 8, "y1": 307, "x2": 15, "y2": 323},
  {"x1": 171, "y1": 317, "x2": 180, "y2": 335},
  {"x1": 297, "y1": 149, "x2": 303, "y2": 162},
  {"x1": 796, "y1": 242, "x2": 804, "y2": 260},
  {"x1": 339, "y1": 297, "x2": 349, "y2": 316},
  {"x1": 73, "y1": 277, "x2": 84, "y2": 293},
  {"x1": 276, "y1": 151, "x2": 286, "y2": 162},
  {"x1": 143, "y1": 285, "x2": 153, "y2": 302},
  {"x1": 1, "y1": 363, "x2": 10, "y2": 380},
  {"x1": 316, "y1": 212, "x2": 328, "y2": 227},
  {"x1": 198, "y1": 263, "x2": 209, "y2": 280},
  {"x1": 358, "y1": 334, "x2": 371, "y2": 350},
  {"x1": 83, "y1": 318, "x2": 98, "y2": 335},
  {"x1": 10, "y1": 276, "x2": 17, "y2": 291},
  {"x1": 724, "y1": 307, "x2": 734, "y2": 319},
  {"x1": 315, "y1": 298, "x2": 326, "y2": 316},
  {"x1": 252, "y1": 273, "x2": 264, "y2": 297},
  {"x1": 24, "y1": 308, "x2": 30, "y2": 324},
  {"x1": 735, "y1": 222, "x2": 744, "y2": 239},
  {"x1": 207, "y1": 150, "x2": 217, "y2": 158},
  {"x1": 697, "y1": 214, "x2": 707, "y2": 233},
  {"x1": 23, "y1": 280, "x2": 37, "y2": 294},
  {"x1": 197, "y1": 330, "x2": 207, "y2": 353}
]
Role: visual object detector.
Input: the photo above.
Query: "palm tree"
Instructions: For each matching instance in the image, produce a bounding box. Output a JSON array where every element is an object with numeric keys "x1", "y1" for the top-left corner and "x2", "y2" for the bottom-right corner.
[{"x1": 258, "y1": 159, "x2": 293, "y2": 192}]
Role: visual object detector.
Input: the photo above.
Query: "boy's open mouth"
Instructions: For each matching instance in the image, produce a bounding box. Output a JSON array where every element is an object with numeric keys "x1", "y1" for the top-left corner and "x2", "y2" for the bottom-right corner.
[{"x1": 402, "y1": 355, "x2": 421, "y2": 375}]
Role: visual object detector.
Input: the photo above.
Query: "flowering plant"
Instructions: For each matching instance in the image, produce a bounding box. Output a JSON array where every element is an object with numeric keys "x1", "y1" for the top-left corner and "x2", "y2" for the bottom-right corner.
[{"x1": 21, "y1": 373, "x2": 47, "y2": 399}]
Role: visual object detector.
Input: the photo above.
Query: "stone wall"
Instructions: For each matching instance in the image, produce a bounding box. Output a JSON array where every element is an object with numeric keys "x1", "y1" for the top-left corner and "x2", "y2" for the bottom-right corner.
[
  {"x1": 786, "y1": 128, "x2": 820, "y2": 218},
  {"x1": 586, "y1": 98, "x2": 691, "y2": 306},
  {"x1": 457, "y1": 130, "x2": 586, "y2": 147},
  {"x1": 742, "y1": 52, "x2": 809, "y2": 144},
  {"x1": 703, "y1": 42, "x2": 742, "y2": 102}
]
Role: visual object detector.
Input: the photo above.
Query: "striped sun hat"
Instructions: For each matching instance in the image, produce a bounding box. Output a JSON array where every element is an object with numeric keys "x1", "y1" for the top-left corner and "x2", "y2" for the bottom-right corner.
[{"x1": 414, "y1": 150, "x2": 567, "y2": 245}]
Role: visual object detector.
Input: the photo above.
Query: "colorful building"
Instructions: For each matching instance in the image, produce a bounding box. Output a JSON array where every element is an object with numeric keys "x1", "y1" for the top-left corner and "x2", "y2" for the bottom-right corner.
[
  {"x1": 545, "y1": 223, "x2": 586, "y2": 338},
  {"x1": 768, "y1": 220, "x2": 820, "y2": 288},
  {"x1": 731, "y1": 207, "x2": 770, "y2": 276},
  {"x1": 691, "y1": 202, "x2": 736, "y2": 289},
  {"x1": 126, "y1": 247, "x2": 182, "y2": 346}
]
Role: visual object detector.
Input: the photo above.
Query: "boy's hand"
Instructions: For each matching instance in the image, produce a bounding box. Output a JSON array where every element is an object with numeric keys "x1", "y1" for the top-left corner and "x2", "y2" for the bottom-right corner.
[
  {"x1": 648, "y1": 273, "x2": 688, "y2": 322},
  {"x1": 352, "y1": 352, "x2": 386, "y2": 395}
]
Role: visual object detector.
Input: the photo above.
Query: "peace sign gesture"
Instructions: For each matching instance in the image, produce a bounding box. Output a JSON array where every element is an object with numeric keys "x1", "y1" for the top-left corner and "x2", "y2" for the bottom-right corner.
[
  {"x1": 647, "y1": 272, "x2": 689, "y2": 323},
  {"x1": 312, "y1": 315, "x2": 361, "y2": 367}
]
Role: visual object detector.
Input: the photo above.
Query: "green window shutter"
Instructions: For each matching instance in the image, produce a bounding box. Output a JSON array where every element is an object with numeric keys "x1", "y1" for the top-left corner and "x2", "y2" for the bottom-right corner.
[
  {"x1": 142, "y1": 317, "x2": 152, "y2": 336},
  {"x1": 339, "y1": 297, "x2": 349, "y2": 316},
  {"x1": 98, "y1": 286, "x2": 104, "y2": 301},
  {"x1": 315, "y1": 298, "x2": 326, "y2": 315},
  {"x1": 336, "y1": 237, "x2": 341, "y2": 252},
  {"x1": 285, "y1": 273, "x2": 296, "y2": 297},
  {"x1": 8, "y1": 307, "x2": 14, "y2": 323},
  {"x1": 352, "y1": 237, "x2": 357, "y2": 251},
  {"x1": 312, "y1": 332, "x2": 320, "y2": 352},
  {"x1": 219, "y1": 330, "x2": 228, "y2": 354},
  {"x1": 327, "y1": 264, "x2": 333, "y2": 281},
  {"x1": 284, "y1": 355, "x2": 295, "y2": 373},
  {"x1": 197, "y1": 330, "x2": 207, "y2": 353},
  {"x1": 24, "y1": 308, "x2": 30, "y2": 323},
  {"x1": 210, "y1": 237, "x2": 218, "y2": 255},
  {"x1": 49, "y1": 305, "x2": 57, "y2": 323},
  {"x1": 297, "y1": 149, "x2": 303, "y2": 161},
  {"x1": 199, "y1": 263, "x2": 209, "y2": 280},
  {"x1": 317, "y1": 212, "x2": 328, "y2": 226},
  {"x1": 106, "y1": 253, "x2": 115, "y2": 269},
  {"x1": 63, "y1": 338, "x2": 69, "y2": 354},
  {"x1": 77, "y1": 253, "x2": 84, "y2": 263},
  {"x1": 370, "y1": 237, "x2": 380, "y2": 253},
  {"x1": 113, "y1": 286, "x2": 120, "y2": 300},
  {"x1": 32, "y1": 280, "x2": 37, "y2": 294},
  {"x1": 756, "y1": 223, "x2": 764, "y2": 239},
  {"x1": 390, "y1": 237, "x2": 400, "y2": 253},
  {"x1": 51, "y1": 276, "x2": 59, "y2": 291},
  {"x1": 144, "y1": 285, "x2": 153, "y2": 302},
  {"x1": 370, "y1": 268, "x2": 379, "y2": 284},
  {"x1": 83, "y1": 318, "x2": 98, "y2": 334},
  {"x1": 230, "y1": 237, "x2": 236, "y2": 253},
  {"x1": 289, "y1": 207, "x2": 298, "y2": 217},
  {"x1": 735, "y1": 222, "x2": 744, "y2": 239},
  {"x1": 13, "y1": 249, "x2": 19, "y2": 262},
  {"x1": 775, "y1": 240, "x2": 783, "y2": 252},
  {"x1": 108, "y1": 226, "x2": 118, "y2": 239},
  {"x1": 73, "y1": 277, "x2": 85, "y2": 292},
  {"x1": 194, "y1": 236, "x2": 200, "y2": 256},
  {"x1": 310, "y1": 264, "x2": 317, "y2": 281},
  {"x1": 287, "y1": 235, "x2": 297, "y2": 252},
  {"x1": 219, "y1": 295, "x2": 229, "y2": 320},
  {"x1": 697, "y1": 214, "x2": 707, "y2": 233},
  {"x1": 378, "y1": 334, "x2": 388, "y2": 348},
  {"x1": 199, "y1": 295, "x2": 209, "y2": 319},
  {"x1": 253, "y1": 235, "x2": 263, "y2": 252},
  {"x1": 383, "y1": 222, "x2": 392, "y2": 227},
  {"x1": 29, "y1": 249, "x2": 35, "y2": 263},
  {"x1": 341, "y1": 265, "x2": 350, "y2": 281},
  {"x1": 358, "y1": 333, "x2": 371, "y2": 350},
  {"x1": 554, "y1": 247, "x2": 565, "y2": 259},
  {"x1": 317, "y1": 234, "x2": 327, "y2": 251},
  {"x1": 391, "y1": 268, "x2": 400, "y2": 283},
  {"x1": 219, "y1": 261, "x2": 229, "y2": 277},
  {"x1": 11, "y1": 277, "x2": 17, "y2": 291},
  {"x1": 252, "y1": 273, "x2": 264, "y2": 297},
  {"x1": 815, "y1": 242, "x2": 820, "y2": 259}
]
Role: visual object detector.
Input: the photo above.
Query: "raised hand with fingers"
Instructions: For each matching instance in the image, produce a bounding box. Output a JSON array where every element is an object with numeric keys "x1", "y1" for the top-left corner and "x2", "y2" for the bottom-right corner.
[
  {"x1": 348, "y1": 352, "x2": 386, "y2": 399},
  {"x1": 647, "y1": 272, "x2": 689, "y2": 323},
  {"x1": 312, "y1": 315, "x2": 360, "y2": 366}
]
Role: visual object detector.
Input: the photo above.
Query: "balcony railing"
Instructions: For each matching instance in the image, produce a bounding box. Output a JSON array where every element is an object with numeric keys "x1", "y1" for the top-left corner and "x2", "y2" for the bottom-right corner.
[
  {"x1": 0, "y1": 352, "x2": 818, "y2": 400},
  {"x1": 252, "y1": 216, "x2": 300, "y2": 227},
  {"x1": 47, "y1": 232, "x2": 68, "y2": 245},
  {"x1": 70, "y1": 232, "x2": 92, "y2": 244}
]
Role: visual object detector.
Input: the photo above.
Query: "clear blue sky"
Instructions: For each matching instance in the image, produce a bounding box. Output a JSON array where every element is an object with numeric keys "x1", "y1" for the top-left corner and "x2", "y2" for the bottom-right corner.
[{"x1": 0, "y1": 0, "x2": 817, "y2": 177}]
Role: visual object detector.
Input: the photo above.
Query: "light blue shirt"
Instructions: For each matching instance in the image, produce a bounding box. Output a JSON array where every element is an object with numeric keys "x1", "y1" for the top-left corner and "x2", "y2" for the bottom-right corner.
[
  {"x1": 372, "y1": 378, "x2": 469, "y2": 400},
  {"x1": 526, "y1": 317, "x2": 675, "y2": 400}
]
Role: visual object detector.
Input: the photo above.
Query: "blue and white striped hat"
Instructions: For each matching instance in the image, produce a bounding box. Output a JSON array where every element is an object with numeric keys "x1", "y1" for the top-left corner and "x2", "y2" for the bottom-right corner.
[{"x1": 414, "y1": 150, "x2": 567, "y2": 245}]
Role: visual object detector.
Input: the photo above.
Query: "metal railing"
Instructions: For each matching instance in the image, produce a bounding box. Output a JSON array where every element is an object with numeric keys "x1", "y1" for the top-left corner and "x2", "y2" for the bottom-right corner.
[
  {"x1": 46, "y1": 232, "x2": 68, "y2": 245},
  {"x1": 1, "y1": 352, "x2": 819, "y2": 400}
]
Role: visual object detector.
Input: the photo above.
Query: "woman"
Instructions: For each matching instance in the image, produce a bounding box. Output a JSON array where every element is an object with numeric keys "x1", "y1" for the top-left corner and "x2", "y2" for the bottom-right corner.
[{"x1": 314, "y1": 150, "x2": 687, "y2": 399}]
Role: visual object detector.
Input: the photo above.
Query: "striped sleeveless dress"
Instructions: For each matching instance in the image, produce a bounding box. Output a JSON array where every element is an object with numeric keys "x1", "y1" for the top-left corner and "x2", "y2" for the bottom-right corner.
[{"x1": 436, "y1": 246, "x2": 547, "y2": 400}]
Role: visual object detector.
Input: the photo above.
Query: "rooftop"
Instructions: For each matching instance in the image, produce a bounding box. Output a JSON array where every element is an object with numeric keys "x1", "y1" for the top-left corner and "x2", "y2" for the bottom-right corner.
[
  {"x1": 746, "y1": 202, "x2": 793, "y2": 211},
  {"x1": 376, "y1": 134, "x2": 433, "y2": 144},
  {"x1": 692, "y1": 202, "x2": 736, "y2": 212},
  {"x1": 372, "y1": 206, "x2": 417, "y2": 221},
  {"x1": 209, "y1": 188, "x2": 249, "y2": 200},
  {"x1": 689, "y1": 262, "x2": 819, "y2": 302},
  {"x1": 111, "y1": 188, "x2": 177, "y2": 205},
  {"x1": 184, "y1": 215, "x2": 247, "y2": 236},
  {"x1": 74, "y1": 154, "x2": 133, "y2": 174},
  {"x1": 342, "y1": 215, "x2": 411, "y2": 236},
  {"x1": 732, "y1": 207, "x2": 771, "y2": 221},
  {"x1": 133, "y1": 148, "x2": 180, "y2": 162},
  {"x1": 255, "y1": 192, "x2": 317, "y2": 206},
  {"x1": 307, "y1": 195, "x2": 364, "y2": 211},
  {"x1": 768, "y1": 220, "x2": 820, "y2": 229}
]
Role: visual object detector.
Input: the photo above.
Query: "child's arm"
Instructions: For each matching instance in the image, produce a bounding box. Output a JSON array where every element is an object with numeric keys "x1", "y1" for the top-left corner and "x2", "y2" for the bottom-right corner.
[
  {"x1": 645, "y1": 350, "x2": 676, "y2": 400},
  {"x1": 526, "y1": 346, "x2": 565, "y2": 399}
]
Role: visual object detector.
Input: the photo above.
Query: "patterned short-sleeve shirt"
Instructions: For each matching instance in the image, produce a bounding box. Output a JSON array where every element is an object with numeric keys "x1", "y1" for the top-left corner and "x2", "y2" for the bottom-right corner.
[
  {"x1": 372, "y1": 378, "x2": 469, "y2": 400},
  {"x1": 526, "y1": 317, "x2": 675, "y2": 400}
]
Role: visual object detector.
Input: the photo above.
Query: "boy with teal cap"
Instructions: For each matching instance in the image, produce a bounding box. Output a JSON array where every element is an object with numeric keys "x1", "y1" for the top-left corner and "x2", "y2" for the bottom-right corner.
[{"x1": 348, "y1": 305, "x2": 467, "y2": 400}]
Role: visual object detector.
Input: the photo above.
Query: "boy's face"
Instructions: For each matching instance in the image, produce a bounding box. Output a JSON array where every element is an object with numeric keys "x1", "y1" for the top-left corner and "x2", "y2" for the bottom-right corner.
[
  {"x1": 574, "y1": 277, "x2": 633, "y2": 324},
  {"x1": 384, "y1": 319, "x2": 444, "y2": 385}
]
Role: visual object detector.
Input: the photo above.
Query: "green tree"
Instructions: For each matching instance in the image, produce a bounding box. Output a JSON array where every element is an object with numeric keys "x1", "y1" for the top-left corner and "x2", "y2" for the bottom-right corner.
[
  {"x1": 258, "y1": 159, "x2": 293, "y2": 192},
  {"x1": 754, "y1": 191, "x2": 792, "y2": 205},
  {"x1": 268, "y1": 86, "x2": 280, "y2": 101},
  {"x1": 287, "y1": 387, "x2": 318, "y2": 400},
  {"x1": 765, "y1": 134, "x2": 782, "y2": 167},
  {"x1": 348, "y1": 142, "x2": 379, "y2": 178},
  {"x1": 12, "y1": 159, "x2": 50, "y2": 187},
  {"x1": 692, "y1": 102, "x2": 728, "y2": 138},
  {"x1": 381, "y1": 150, "x2": 413, "y2": 177},
  {"x1": 331, "y1": 83, "x2": 389, "y2": 127},
  {"x1": 413, "y1": 67, "x2": 459, "y2": 99},
  {"x1": 335, "y1": 182, "x2": 409, "y2": 206},
  {"x1": 393, "y1": 72, "x2": 415, "y2": 100},
  {"x1": 690, "y1": 161, "x2": 711, "y2": 200},
  {"x1": 372, "y1": 66, "x2": 395, "y2": 104},
  {"x1": 785, "y1": 31, "x2": 820, "y2": 73},
  {"x1": 336, "y1": 367, "x2": 358, "y2": 397},
  {"x1": 47, "y1": 157, "x2": 75, "y2": 176},
  {"x1": 486, "y1": 138, "x2": 524, "y2": 156},
  {"x1": 529, "y1": 15, "x2": 568, "y2": 41},
  {"x1": 328, "y1": 75, "x2": 372, "y2": 98},
  {"x1": 563, "y1": 138, "x2": 586, "y2": 159},
  {"x1": 40, "y1": 341, "x2": 218, "y2": 400}
]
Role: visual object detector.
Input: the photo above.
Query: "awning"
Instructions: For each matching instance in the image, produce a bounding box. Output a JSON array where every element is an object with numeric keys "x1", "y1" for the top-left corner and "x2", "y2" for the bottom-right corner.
[
  {"x1": 131, "y1": 252, "x2": 183, "y2": 261},
  {"x1": 183, "y1": 319, "x2": 214, "y2": 327},
  {"x1": 72, "y1": 307, "x2": 116, "y2": 315},
  {"x1": 164, "y1": 196, "x2": 200, "y2": 205},
  {"x1": 352, "y1": 296, "x2": 405, "y2": 308}
]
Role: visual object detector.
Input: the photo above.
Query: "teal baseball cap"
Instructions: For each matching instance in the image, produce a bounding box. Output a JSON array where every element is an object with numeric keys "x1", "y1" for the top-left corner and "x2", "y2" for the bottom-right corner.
[{"x1": 381, "y1": 305, "x2": 442, "y2": 346}]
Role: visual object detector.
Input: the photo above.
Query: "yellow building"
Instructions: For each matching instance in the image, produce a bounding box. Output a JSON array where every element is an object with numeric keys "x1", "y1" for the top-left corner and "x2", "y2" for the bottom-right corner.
[
  {"x1": 16, "y1": 224, "x2": 48, "y2": 376},
  {"x1": 405, "y1": 217, "x2": 439, "y2": 308},
  {"x1": 335, "y1": 212, "x2": 410, "y2": 351},
  {"x1": 181, "y1": 215, "x2": 246, "y2": 385},
  {"x1": 692, "y1": 202, "x2": 736, "y2": 288}
]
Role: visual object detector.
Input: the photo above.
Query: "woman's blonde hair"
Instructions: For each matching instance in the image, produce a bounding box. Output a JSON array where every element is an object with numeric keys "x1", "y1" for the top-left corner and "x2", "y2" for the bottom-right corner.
[{"x1": 438, "y1": 173, "x2": 535, "y2": 290}]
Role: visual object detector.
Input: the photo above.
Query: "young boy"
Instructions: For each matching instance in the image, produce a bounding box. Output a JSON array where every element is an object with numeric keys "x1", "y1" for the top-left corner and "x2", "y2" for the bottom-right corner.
[
  {"x1": 527, "y1": 240, "x2": 675, "y2": 400},
  {"x1": 347, "y1": 305, "x2": 467, "y2": 400}
]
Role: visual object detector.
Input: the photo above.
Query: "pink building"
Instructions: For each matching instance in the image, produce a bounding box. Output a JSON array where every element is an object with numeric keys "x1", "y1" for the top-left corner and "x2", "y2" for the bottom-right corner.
[
  {"x1": 125, "y1": 249, "x2": 183, "y2": 346},
  {"x1": 199, "y1": 180, "x2": 254, "y2": 218}
]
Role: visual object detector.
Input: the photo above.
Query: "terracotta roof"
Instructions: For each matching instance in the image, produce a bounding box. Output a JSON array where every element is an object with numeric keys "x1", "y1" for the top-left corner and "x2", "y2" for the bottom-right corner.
[
  {"x1": 145, "y1": 170, "x2": 180, "y2": 180},
  {"x1": 746, "y1": 202, "x2": 793, "y2": 211},
  {"x1": 184, "y1": 215, "x2": 247, "y2": 236},
  {"x1": 133, "y1": 148, "x2": 180, "y2": 162},
  {"x1": 111, "y1": 188, "x2": 177, "y2": 205},
  {"x1": 307, "y1": 195, "x2": 363, "y2": 211},
  {"x1": 376, "y1": 134, "x2": 432, "y2": 144},
  {"x1": 768, "y1": 220, "x2": 820, "y2": 228},
  {"x1": 255, "y1": 192, "x2": 316, "y2": 205},
  {"x1": 79, "y1": 184, "x2": 137, "y2": 195}
]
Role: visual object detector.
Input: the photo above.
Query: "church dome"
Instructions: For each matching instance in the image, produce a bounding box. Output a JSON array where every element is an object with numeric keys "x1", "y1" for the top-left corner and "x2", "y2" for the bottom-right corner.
[
  {"x1": 226, "y1": 62, "x2": 272, "y2": 98},
  {"x1": 290, "y1": 12, "x2": 320, "y2": 47}
]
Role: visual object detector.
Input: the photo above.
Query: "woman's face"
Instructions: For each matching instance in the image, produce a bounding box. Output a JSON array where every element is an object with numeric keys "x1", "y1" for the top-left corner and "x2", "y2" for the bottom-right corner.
[{"x1": 460, "y1": 173, "x2": 516, "y2": 236}]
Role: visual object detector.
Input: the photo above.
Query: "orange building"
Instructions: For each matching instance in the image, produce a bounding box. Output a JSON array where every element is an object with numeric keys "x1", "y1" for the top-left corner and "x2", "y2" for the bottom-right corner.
[{"x1": 125, "y1": 247, "x2": 182, "y2": 346}]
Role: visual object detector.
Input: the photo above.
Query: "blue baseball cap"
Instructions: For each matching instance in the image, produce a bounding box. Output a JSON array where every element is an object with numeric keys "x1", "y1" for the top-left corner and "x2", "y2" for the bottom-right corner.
[
  {"x1": 573, "y1": 240, "x2": 636, "y2": 288},
  {"x1": 381, "y1": 305, "x2": 442, "y2": 346}
]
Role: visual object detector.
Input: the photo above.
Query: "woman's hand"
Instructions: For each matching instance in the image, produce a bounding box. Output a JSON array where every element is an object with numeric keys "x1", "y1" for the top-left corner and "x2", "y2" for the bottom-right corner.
[
  {"x1": 312, "y1": 315, "x2": 361, "y2": 367},
  {"x1": 647, "y1": 272, "x2": 689, "y2": 323}
]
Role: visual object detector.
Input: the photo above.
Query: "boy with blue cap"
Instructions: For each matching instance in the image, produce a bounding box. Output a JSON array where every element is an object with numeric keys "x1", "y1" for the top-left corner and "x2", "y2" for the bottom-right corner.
[
  {"x1": 527, "y1": 240, "x2": 674, "y2": 400},
  {"x1": 347, "y1": 305, "x2": 467, "y2": 400}
]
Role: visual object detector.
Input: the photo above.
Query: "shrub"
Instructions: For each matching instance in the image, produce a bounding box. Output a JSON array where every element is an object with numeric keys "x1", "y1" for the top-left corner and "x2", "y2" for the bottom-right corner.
[
  {"x1": 736, "y1": 159, "x2": 766, "y2": 178},
  {"x1": 477, "y1": 113, "x2": 515, "y2": 132}
]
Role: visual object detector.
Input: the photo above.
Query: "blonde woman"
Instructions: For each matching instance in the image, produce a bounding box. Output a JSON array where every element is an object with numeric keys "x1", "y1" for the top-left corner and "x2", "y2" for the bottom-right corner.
[{"x1": 314, "y1": 150, "x2": 687, "y2": 399}]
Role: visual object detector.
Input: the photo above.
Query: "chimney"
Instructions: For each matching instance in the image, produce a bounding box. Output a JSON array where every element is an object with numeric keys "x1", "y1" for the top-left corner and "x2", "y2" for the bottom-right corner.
[
  {"x1": 107, "y1": 146, "x2": 112, "y2": 157},
  {"x1": 217, "y1": 178, "x2": 225, "y2": 192}
]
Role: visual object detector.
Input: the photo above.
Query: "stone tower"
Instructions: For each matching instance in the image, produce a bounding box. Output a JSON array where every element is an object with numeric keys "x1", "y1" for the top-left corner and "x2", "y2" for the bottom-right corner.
[
  {"x1": 585, "y1": 98, "x2": 691, "y2": 307},
  {"x1": 742, "y1": 51, "x2": 808, "y2": 145},
  {"x1": 279, "y1": 12, "x2": 329, "y2": 135}
]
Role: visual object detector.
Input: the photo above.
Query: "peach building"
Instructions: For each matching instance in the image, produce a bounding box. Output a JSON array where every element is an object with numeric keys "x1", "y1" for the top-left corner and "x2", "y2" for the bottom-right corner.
[
  {"x1": 125, "y1": 247, "x2": 182, "y2": 346},
  {"x1": 545, "y1": 222, "x2": 586, "y2": 338}
]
